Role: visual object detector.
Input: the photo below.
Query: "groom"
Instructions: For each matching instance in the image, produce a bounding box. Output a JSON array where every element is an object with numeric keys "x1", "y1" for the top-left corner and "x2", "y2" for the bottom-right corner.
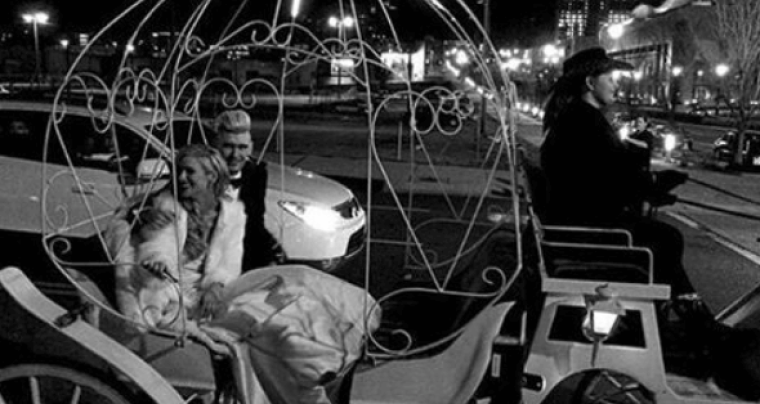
[{"x1": 212, "y1": 109, "x2": 284, "y2": 271}]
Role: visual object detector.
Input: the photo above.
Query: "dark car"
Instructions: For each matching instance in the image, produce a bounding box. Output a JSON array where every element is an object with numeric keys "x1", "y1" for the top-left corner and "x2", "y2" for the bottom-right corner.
[{"x1": 713, "y1": 130, "x2": 760, "y2": 167}]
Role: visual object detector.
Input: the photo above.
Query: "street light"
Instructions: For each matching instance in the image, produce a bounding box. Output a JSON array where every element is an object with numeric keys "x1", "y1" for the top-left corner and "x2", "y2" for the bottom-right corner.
[
  {"x1": 715, "y1": 63, "x2": 730, "y2": 78},
  {"x1": 290, "y1": 0, "x2": 302, "y2": 19},
  {"x1": 715, "y1": 63, "x2": 730, "y2": 108},
  {"x1": 669, "y1": 66, "x2": 683, "y2": 124},
  {"x1": 328, "y1": 16, "x2": 354, "y2": 30},
  {"x1": 599, "y1": 19, "x2": 632, "y2": 50},
  {"x1": 22, "y1": 11, "x2": 49, "y2": 82},
  {"x1": 327, "y1": 15, "x2": 355, "y2": 88},
  {"x1": 541, "y1": 43, "x2": 563, "y2": 64},
  {"x1": 60, "y1": 38, "x2": 70, "y2": 77},
  {"x1": 607, "y1": 23, "x2": 626, "y2": 40}
]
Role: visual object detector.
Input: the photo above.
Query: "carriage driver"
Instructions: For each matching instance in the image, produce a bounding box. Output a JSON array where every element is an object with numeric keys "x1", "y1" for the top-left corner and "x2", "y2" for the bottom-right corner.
[{"x1": 212, "y1": 109, "x2": 285, "y2": 271}]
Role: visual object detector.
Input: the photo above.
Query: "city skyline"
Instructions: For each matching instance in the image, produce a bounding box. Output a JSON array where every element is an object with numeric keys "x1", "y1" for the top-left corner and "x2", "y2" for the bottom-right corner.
[
  {"x1": 1, "y1": 0, "x2": 557, "y2": 44},
  {"x1": 2, "y1": 0, "x2": 665, "y2": 46}
]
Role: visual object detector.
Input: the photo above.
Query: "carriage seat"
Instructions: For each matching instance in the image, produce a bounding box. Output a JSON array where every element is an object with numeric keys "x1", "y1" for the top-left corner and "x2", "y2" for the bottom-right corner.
[
  {"x1": 66, "y1": 266, "x2": 218, "y2": 399},
  {"x1": 521, "y1": 158, "x2": 653, "y2": 284}
]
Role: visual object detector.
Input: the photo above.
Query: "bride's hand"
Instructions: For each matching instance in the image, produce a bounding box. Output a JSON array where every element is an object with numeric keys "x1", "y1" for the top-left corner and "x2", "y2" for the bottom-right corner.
[
  {"x1": 186, "y1": 324, "x2": 232, "y2": 356},
  {"x1": 141, "y1": 259, "x2": 178, "y2": 282},
  {"x1": 197, "y1": 325, "x2": 240, "y2": 357},
  {"x1": 199, "y1": 283, "x2": 225, "y2": 319}
]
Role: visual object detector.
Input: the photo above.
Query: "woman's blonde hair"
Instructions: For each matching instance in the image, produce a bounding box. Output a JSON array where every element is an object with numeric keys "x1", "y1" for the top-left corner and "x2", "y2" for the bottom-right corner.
[{"x1": 175, "y1": 144, "x2": 230, "y2": 199}]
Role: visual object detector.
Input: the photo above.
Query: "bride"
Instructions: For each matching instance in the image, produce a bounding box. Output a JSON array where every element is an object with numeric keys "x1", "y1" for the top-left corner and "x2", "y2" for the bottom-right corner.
[{"x1": 105, "y1": 144, "x2": 379, "y2": 403}]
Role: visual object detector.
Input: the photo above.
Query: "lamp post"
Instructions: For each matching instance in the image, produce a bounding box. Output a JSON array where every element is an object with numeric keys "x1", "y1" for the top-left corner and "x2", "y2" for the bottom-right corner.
[
  {"x1": 328, "y1": 16, "x2": 354, "y2": 40},
  {"x1": 59, "y1": 39, "x2": 70, "y2": 74},
  {"x1": 476, "y1": 0, "x2": 491, "y2": 159},
  {"x1": 669, "y1": 65, "x2": 683, "y2": 125},
  {"x1": 22, "y1": 12, "x2": 49, "y2": 83},
  {"x1": 715, "y1": 63, "x2": 730, "y2": 110},
  {"x1": 327, "y1": 15, "x2": 354, "y2": 88}
]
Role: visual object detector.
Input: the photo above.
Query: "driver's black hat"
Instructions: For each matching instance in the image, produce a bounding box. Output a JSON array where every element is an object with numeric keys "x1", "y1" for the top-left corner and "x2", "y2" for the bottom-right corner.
[{"x1": 562, "y1": 47, "x2": 633, "y2": 77}]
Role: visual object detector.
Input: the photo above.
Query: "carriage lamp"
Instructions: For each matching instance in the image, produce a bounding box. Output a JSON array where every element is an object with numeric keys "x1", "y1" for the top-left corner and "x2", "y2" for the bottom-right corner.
[
  {"x1": 582, "y1": 285, "x2": 625, "y2": 366},
  {"x1": 582, "y1": 285, "x2": 625, "y2": 342}
]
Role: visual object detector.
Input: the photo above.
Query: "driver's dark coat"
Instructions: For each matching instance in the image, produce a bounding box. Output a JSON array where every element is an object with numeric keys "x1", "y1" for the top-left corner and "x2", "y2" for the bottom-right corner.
[{"x1": 540, "y1": 100, "x2": 653, "y2": 226}]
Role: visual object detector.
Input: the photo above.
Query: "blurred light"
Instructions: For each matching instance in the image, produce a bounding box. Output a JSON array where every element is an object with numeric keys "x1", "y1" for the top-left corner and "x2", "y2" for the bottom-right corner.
[
  {"x1": 633, "y1": 71, "x2": 643, "y2": 81},
  {"x1": 464, "y1": 77, "x2": 476, "y2": 87},
  {"x1": 455, "y1": 50, "x2": 469, "y2": 65},
  {"x1": 22, "y1": 12, "x2": 49, "y2": 25},
  {"x1": 503, "y1": 57, "x2": 520, "y2": 71},
  {"x1": 619, "y1": 125, "x2": 631, "y2": 140},
  {"x1": 445, "y1": 61, "x2": 460, "y2": 76},
  {"x1": 328, "y1": 16, "x2": 339, "y2": 27},
  {"x1": 334, "y1": 58, "x2": 354, "y2": 68},
  {"x1": 663, "y1": 134, "x2": 677, "y2": 152},
  {"x1": 607, "y1": 23, "x2": 625, "y2": 39},
  {"x1": 542, "y1": 43, "x2": 559, "y2": 59},
  {"x1": 672, "y1": 66, "x2": 683, "y2": 77},
  {"x1": 715, "y1": 63, "x2": 730, "y2": 77},
  {"x1": 60, "y1": 39, "x2": 69, "y2": 48},
  {"x1": 290, "y1": 0, "x2": 302, "y2": 18}
]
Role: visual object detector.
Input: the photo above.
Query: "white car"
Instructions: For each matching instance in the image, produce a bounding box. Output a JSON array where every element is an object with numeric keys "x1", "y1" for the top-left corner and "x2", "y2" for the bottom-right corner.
[{"x1": 0, "y1": 99, "x2": 366, "y2": 291}]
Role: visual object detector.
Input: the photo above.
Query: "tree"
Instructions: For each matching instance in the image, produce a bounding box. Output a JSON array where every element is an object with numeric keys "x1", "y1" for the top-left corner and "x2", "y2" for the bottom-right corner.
[{"x1": 714, "y1": 0, "x2": 760, "y2": 166}]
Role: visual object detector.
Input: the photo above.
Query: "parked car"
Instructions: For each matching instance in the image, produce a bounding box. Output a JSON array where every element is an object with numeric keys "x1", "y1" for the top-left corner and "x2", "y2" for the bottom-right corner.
[
  {"x1": 713, "y1": 129, "x2": 760, "y2": 168},
  {"x1": 0, "y1": 99, "x2": 366, "y2": 303}
]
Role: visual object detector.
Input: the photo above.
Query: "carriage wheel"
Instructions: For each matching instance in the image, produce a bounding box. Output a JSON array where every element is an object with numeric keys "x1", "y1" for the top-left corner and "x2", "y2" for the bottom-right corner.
[
  {"x1": 0, "y1": 363, "x2": 133, "y2": 404},
  {"x1": 569, "y1": 370, "x2": 654, "y2": 404}
]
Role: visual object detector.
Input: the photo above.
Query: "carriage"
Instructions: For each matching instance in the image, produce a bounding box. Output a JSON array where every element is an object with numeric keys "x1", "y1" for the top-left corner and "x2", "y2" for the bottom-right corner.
[{"x1": 0, "y1": 0, "x2": 758, "y2": 403}]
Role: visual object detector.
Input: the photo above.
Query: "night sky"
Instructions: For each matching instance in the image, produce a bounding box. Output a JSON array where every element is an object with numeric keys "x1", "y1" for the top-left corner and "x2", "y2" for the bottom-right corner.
[{"x1": 2, "y1": 0, "x2": 664, "y2": 46}]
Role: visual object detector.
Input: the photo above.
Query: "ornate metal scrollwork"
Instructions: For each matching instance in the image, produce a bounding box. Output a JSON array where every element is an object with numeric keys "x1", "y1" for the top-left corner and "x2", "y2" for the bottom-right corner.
[{"x1": 40, "y1": 0, "x2": 522, "y2": 357}]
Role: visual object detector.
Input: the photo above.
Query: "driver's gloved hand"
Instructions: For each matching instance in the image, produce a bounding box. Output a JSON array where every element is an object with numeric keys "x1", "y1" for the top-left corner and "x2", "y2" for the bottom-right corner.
[
  {"x1": 649, "y1": 192, "x2": 678, "y2": 207},
  {"x1": 653, "y1": 169, "x2": 689, "y2": 194}
]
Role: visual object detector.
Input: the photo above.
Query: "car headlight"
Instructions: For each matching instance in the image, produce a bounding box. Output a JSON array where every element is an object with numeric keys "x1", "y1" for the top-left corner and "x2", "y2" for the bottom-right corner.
[{"x1": 279, "y1": 201, "x2": 343, "y2": 231}]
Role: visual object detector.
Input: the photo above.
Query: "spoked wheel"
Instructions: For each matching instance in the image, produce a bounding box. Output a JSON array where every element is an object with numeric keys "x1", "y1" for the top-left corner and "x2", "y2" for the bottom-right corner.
[
  {"x1": 0, "y1": 363, "x2": 133, "y2": 404},
  {"x1": 570, "y1": 370, "x2": 654, "y2": 404}
]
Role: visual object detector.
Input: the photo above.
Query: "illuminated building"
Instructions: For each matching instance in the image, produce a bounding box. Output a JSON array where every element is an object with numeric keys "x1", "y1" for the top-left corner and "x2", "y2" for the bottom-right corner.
[{"x1": 557, "y1": 0, "x2": 639, "y2": 41}]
